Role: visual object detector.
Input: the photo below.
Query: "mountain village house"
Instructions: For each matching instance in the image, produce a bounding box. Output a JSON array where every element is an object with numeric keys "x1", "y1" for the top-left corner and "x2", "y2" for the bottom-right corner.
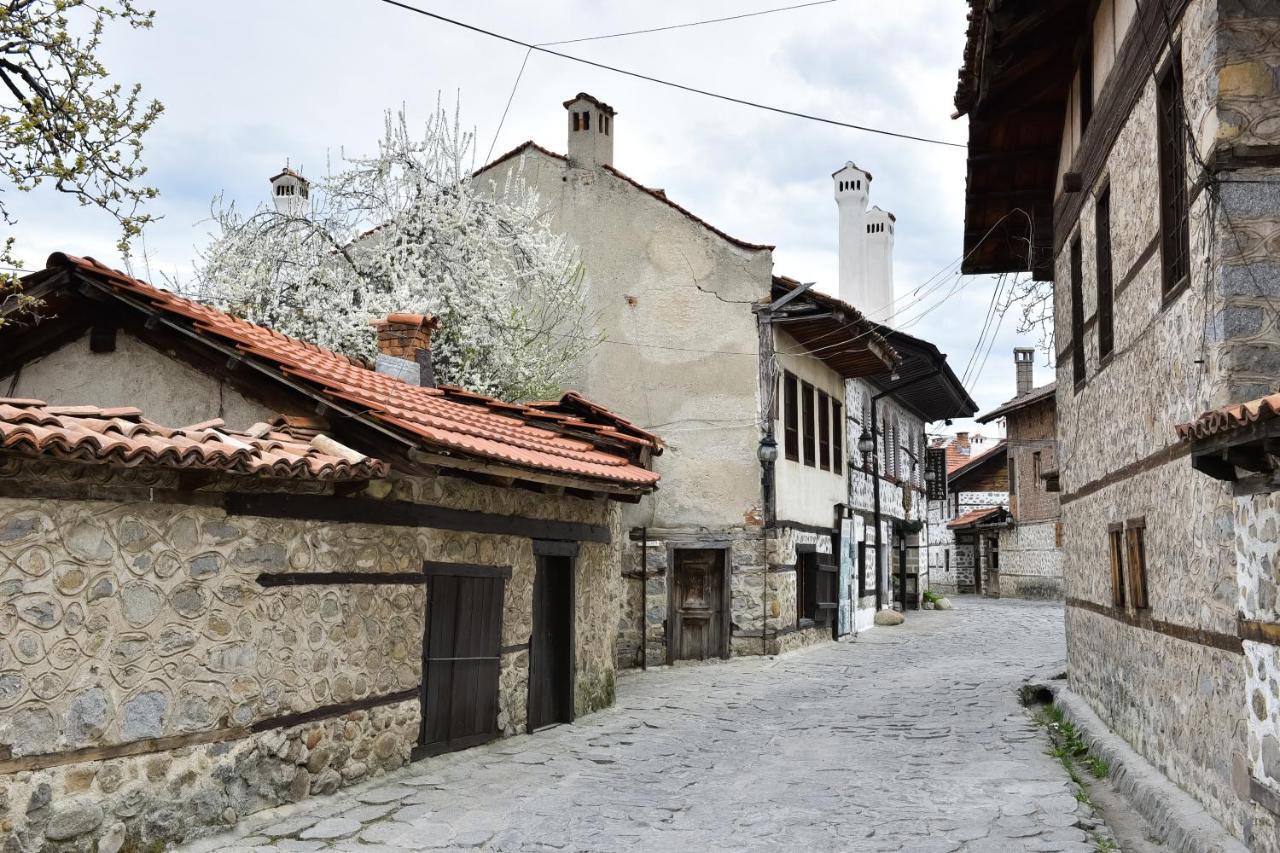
[
  {"x1": 476, "y1": 94, "x2": 973, "y2": 663},
  {"x1": 975, "y1": 349, "x2": 1064, "y2": 599},
  {"x1": 928, "y1": 432, "x2": 1007, "y2": 595},
  {"x1": 0, "y1": 254, "x2": 659, "y2": 850},
  {"x1": 956, "y1": 0, "x2": 1280, "y2": 846}
]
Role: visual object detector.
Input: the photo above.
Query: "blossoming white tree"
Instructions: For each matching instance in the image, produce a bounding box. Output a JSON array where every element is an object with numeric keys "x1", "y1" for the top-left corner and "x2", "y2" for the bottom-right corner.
[{"x1": 187, "y1": 101, "x2": 596, "y2": 401}]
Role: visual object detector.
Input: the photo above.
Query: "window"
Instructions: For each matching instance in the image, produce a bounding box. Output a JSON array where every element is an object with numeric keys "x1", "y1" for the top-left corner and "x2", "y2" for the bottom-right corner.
[
  {"x1": 797, "y1": 552, "x2": 817, "y2": 623},
  {"x1": 801, "y1": 381, "x2": 816, "y2": 467},
  {"x1": 1079, "y1": 51, "x2": 1094, "y2": 132},
  {"x1": 1033, "y1": 451, "x2": 1043, "y2": 490},
  {"x1": 1126, "y1": 518, "x2": 1149, "y2": 610},
  {"x1": 832, "y1": 400, "x2": 843, "y2": 476},
  {"x1": 1157, "y1": 48, "x2": 1190, "y2": 295},
  {"x1": 1108, "y1": 524, "x2": 1126, "y2": 608},
  {"x1": 857, "y1": 537, "x2": 867, "y2": 596},
  {"x1": 1008, "y1": 455, "x2": 1017, "y2": 496},
  {"x1": 581, "y1": 111, "x2": 590, "y2": 131},
  {"x1": 1070, "y1": 235, "x2": 1086, "y2": 387},
  {"x1": 1096, "y1": 186, "x2": 1115, "y2": 359},
  {"x1": 818, "y1": 391, "x2": 831, "y2": 471},
  {"x1": 783, "y1": 372, "x2": 799, "y2": 462}
]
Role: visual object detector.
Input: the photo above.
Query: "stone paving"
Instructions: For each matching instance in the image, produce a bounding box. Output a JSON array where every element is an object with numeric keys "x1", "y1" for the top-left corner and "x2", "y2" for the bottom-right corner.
[{"x1": 182, "y1": 597, "x2": 1087, "y2": 852}]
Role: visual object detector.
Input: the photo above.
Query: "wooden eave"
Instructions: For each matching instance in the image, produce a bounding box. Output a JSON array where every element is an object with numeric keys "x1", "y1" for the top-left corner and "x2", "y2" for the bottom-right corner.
[
  {"x1": 957, "y1": 0, "x2": 1086, "y2": 279},
  {"x1": 1188, "y1": 418, "x2": 1280, "y2": 487}
]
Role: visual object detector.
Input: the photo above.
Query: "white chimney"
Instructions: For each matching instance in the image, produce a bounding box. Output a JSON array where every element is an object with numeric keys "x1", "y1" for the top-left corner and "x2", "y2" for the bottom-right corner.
[
  {"x1": 269, "y1": 166, "x2": 310, "y2": 218},
  {"x1": 834, "y1": 161, "x2": 896, "y2": 324},
  {"x1": 564, "y1": 92, "x2": 615, "y2": 169}
]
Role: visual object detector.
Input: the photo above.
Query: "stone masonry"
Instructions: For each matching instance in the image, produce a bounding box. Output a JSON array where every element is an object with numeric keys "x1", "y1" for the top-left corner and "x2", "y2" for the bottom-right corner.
[{"x1": 0, "y1": 456, "x2": 620, "y2": 851}]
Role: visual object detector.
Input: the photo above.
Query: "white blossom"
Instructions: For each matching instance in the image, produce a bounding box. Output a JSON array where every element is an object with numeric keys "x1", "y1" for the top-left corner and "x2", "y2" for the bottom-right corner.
[{"x1": 183, "y1": 98, "x2": 596, "y2": 401}]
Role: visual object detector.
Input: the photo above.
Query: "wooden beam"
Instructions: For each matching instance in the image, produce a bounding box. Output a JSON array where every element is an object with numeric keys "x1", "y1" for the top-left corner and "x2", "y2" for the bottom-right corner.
[
  {"x1": 257, "y1": 571, "x2": 429, "y2": 587},
  {"x1": 407, "y1": 448, "x2": 648, "y2": 499}
]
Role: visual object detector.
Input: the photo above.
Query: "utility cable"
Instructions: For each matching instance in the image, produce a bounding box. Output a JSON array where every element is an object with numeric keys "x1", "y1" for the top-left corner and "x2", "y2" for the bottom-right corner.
[
  {"x1": 371, "y1": 0, "x2": 966, "y2": 148},
  {"x1": 539, "y1": 0, "x2": 838, "y2": 46}
]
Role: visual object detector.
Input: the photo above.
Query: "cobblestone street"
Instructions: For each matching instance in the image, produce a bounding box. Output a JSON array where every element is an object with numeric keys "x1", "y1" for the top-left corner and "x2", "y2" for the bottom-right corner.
[{"x1": 185, "y1": 598, "x2": 1080, "y2": 853}]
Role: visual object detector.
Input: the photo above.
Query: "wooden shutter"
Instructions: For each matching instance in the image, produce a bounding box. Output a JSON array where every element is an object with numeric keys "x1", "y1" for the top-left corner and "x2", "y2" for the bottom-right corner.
[
  {"x1": 1156, "y1": 48, "x2": 1190, "y2": 296},
  {"x1": 1096, "y1": 186, "x2": 1114, "y2": 359},
  {"x1": 1108, "y1": 524, "x2": 1126, "y2": 608},
  {"x1": 783, "y1": 373, "x2": 799, "y2": 462},
  {"x1": 818, "y1": 390, "x2": 831, "y2": 471},
  {"x1": 832, "y1": 400, "x2": 843, "y2": 475},
  {"x1": 1070, "y1": 235, "x2": 1085, "y2": 386},
  {"x1": 1126, "y1": 519, "x2": 1149, "y2": 610},
  {"x1": 802, "y1": 381, "x2": 816, "y2": 467}
]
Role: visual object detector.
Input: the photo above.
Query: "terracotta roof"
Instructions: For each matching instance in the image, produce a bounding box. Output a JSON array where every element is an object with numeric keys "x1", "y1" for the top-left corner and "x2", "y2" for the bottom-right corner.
[
  {"x1": 934, "y1": 435, "x2": 1004, "y2": 476},
  {"x1": 39, "y1": 254, "x2": 660, "y2": 490},
  {"x1": 562, "y1": 92, "x2": 616, "y2": 115},
  {"x1": 475, "y1": 141, "x2": 774, "y2": 252},
  {"x1": 949, "y1": 439, "x2": 1007, "y2": 481},
  {"x1": 269, "y1": 167, "x2": 307, "y2": 183},
  {"x1": 976, "y1": 382, "x2": 1056, "y2": 424},
  {"x1": 947, "y1": 505, "x2": 1006, "y2": 530},
  {"x1": 1176, "y1": 392, "x2": 1280, "y2": 442},
  {"x1": 0, "y1": 398, "x2": 387, "y2": 481}
]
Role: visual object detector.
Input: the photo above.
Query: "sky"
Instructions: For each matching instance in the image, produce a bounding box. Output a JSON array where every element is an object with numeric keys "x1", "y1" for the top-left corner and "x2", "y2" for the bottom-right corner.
[{"x1": 9, "y1": 0, "x2": 1053, "y2": 436}]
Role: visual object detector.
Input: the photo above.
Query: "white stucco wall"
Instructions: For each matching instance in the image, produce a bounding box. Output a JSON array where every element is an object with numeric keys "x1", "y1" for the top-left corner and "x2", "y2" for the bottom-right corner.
[
  {"x1": 5, "y1": 331, "x2": 276, "y2": 430},
  {"x1": 774, "y1": 329, "x2": 847, "y2": 529},
  {"x1": 478, "y1": 148, "x2": 773, "y2": 531}
]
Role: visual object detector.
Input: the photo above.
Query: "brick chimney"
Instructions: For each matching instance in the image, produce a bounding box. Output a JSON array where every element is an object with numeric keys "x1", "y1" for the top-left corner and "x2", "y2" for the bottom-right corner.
[
  {"x1": 955, "y1": 431, "x2": 971, "y2": 456},
  {"x1": 1014, "y1": 348, "x2": 1034, "y2": 396},
  {"x1": 371, "y1": 313, "x2": 439, "y2": 387}
]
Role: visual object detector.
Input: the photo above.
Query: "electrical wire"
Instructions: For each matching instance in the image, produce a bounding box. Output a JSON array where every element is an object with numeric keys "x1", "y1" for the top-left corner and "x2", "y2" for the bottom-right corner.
[
  {"x1": 485, "y1": 47, "x2": 533, "y2": 164},
  {"x1": 370, "y1": 0, "x2": 966, "y2": 148},
  {"x1": 538, "y1": 0, "x2": 838, "y2": 46}
]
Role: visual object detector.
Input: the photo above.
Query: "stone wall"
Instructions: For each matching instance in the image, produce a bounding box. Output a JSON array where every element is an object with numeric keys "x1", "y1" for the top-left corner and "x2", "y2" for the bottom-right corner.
[
  {"x1": 997, "y1": 521, "x2": 1064, "y2": 599},
  {"x1": 0, "y1": 457, "x2": 620, "y2": 850},
  {"x1": 1053, "y1": 0, "x2": 1280, "y2": 845}
]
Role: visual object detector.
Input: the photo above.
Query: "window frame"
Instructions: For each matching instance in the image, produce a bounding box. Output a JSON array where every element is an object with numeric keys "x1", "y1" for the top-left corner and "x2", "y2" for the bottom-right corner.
[
  {"x1": 1095, "y1": 184, "x2": 1115, "y2": 360},
  {"x1": 1156, "y1": 45, "x2": 1190, "y2": 299},
  {"x1": 832, "y1": 400, "x2": 843, "y2": 476},
  {"x1": 1108, "y1": 523, "x2": 1126, "y2": 608},
  {"x1": 783, "y1": 372, "x2": 799, "y2": 462},
  {"x1": 801, "y1": 381, "x2": 816, "y2": 468},
  {"x1": 818, "y1": 390, "x2": 831, "y2": 471},
  {"x1": 1125, "y1": 517, "x2": 1149, "y2": 610},
  {"x1": 1070, "y1": 234, "x2": 1086, "y2": 389}
]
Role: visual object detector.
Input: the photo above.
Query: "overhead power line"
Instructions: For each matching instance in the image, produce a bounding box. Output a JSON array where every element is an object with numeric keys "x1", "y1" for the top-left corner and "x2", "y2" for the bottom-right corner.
[
  {"x1": 539, "y1": 0, "x2": 838, "y2": 46},
  {"x1": 371, "y1": 0, "x2": 966, "y2": 149}
]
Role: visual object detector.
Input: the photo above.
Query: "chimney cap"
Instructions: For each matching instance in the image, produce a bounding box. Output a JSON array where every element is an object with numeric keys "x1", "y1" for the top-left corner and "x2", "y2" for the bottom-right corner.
[
  {"x1": 563, "y1": 92, "x2": 616, "y2": 115},
  {"x1": 831, "y1": 161, "x2": 873, "y2": 181},
  {"x1": 370, "y1": 313, "x2": 440, "y2": 331}
]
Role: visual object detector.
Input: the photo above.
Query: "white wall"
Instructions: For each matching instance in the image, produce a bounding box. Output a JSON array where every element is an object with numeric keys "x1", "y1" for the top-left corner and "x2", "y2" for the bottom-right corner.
[
  {"x1": 479, "y1": 148, "x2": 773, "y2": 531},
  {"x1": 774, "y1": 329, "x2": 848, "y2": 529},
  {"x1": 7, "y1": 331, "x2": 276, "y2": 430}
]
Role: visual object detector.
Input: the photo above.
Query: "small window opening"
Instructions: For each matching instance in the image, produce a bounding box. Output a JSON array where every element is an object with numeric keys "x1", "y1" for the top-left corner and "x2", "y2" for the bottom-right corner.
[{"x1": 582, "y1": 111, "x2": 590, "y2": 131}]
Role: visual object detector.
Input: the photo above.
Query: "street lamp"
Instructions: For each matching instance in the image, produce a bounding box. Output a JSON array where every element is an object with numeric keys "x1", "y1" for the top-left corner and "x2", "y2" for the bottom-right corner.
[
  {"x1": 923, "y1": 465, "x2": 937, "y2": 485},
  {"x1": 857, "y1": 428, "x2": 875, "y2": 470},
  {"x1": 758, "y1": 435, "x2": 779, "y2": 465}
]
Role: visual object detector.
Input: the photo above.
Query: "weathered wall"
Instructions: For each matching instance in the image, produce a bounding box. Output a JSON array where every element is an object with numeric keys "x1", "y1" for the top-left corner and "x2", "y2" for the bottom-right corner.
[
  {"x1": 6, "y1": 332, "x2": 278, "y2": 432},
  {"x1": 1055, "y1": 0, "x2": 1280, "y2": 845},
  {"x1": 0, "y1": 457, "x2": 620, "y2": 850},
  {"x1": 479, "y1": 149, "x2": 772, "y2": 533}
]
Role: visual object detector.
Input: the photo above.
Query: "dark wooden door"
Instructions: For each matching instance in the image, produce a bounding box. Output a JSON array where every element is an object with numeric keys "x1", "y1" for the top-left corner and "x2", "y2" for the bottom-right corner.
[
  {"x1": 528, "y1": 555, "x2": 574, "y2": 731},
  {"x1": 671, "y1": 549, "x2": 727, "y2": 661},
  {"x1": 815, "y1": 553, "x2": 839, "y2": 637},
  {"x1": 418, "y1": 569, "x2": 505, "y2": 757}
]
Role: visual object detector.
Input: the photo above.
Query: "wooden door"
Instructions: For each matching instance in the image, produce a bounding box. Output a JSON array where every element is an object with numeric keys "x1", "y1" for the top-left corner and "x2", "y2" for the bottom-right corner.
[
  {"x1": 671, "y1": 549, "x2": 727, "y2": 661},
  {"x1": 418, "y1": 564, "x2": 507, "y2": 758},
  {"x1": 528, "y1": 555, "x2": 574, "y2": 731}
]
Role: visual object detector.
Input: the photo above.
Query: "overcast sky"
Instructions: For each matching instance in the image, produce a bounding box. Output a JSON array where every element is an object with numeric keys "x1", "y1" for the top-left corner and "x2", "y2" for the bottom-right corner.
[{"x1": 11, "y1": 0, "x2": 1051, "y2": 435}]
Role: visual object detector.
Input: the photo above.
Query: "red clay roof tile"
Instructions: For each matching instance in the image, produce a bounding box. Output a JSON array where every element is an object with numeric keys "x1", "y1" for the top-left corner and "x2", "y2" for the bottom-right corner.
[
  {"x1": 42, "y1": 253, "x2": 660, "y2": 489},
  {"x1": 0, "y1": 398, "x2": 388, "y2": 481},
  {"x1": 1176, "y1": 392, "x2": 1280, "y2": 442}
]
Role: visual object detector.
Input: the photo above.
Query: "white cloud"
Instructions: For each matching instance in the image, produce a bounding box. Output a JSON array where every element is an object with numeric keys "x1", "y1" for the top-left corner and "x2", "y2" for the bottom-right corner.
[{"x1": 9, "y1": 0, "x2": 1050, "y2": 423}]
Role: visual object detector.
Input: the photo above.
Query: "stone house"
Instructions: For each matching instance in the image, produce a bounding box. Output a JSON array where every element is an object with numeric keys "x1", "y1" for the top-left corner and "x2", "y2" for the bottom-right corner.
[
  {"x1": 955, "y1": 0, "x2": 1280, "y2": 846},
  {"x1": 0, "y1": 253, "x2": 660, "y2": 850},
  {"x1": 476, "y1": 95, "x2": 972, "y2": 663},
  {"x1": 975, "y1": 349, "x2": 1065, "y2": 599},
  {"x1": 927, "y1": 433, "x2": 1008, "y2": 595}
]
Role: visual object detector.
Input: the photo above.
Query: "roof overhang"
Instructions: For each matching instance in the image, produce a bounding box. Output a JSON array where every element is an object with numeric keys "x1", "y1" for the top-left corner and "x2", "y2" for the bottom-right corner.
[
  {"x1": 954, "y1": 0, "x2": 1086, "y2": 279},
  {"x1": 1177, "y1": 394, "x2": 1280, "y2": 493},
  {"x1": 868, "y1": 327, "x2": 978, "y2": 423},
  {"x1": 769, "y1": 278, "x2": 897, "y2": 378},
  {"x1": 949, "y1": 441, "x2": 1008, "y2": 485},
  {"x1": 976, "y1": 383, "x2": 1056, "y2": 423},
  {"x1": 948, "y1": 505, "x2": 1010, "y2": 530}
]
